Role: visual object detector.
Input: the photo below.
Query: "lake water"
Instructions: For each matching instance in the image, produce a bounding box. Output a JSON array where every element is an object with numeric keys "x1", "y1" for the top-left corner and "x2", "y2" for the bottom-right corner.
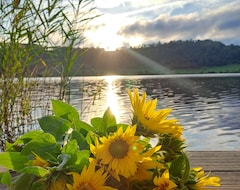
[{"x1": 67, "y1": 73, "x2": 240, "y2": 151}]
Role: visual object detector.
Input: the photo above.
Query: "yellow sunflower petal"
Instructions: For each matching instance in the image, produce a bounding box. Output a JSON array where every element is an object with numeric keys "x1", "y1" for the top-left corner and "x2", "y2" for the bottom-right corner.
[
  {"x1": 31, "y1": 152, "x2": 49, "y2": 168},
  {"x1": 92, "y1": 125, "x2": 143, "y2": 178},
  {"x1": 153, "y1": 170, "x2": 177, "y2": 190},
  {"x1": 194, "y1": 167, "x2": 221, "y2": 188},
  {"x1": 127, "y1": 88, "x2": 183, "y2": 138},
  {"x1": 67, "y1": 161, "x2": 116, "y2": 190}
]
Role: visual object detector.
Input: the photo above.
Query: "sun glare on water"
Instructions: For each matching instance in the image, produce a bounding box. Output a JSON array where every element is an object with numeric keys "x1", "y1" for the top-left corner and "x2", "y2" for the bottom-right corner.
[{"x1": 104, "y1": 75, "x2": 121, "y2": 119}]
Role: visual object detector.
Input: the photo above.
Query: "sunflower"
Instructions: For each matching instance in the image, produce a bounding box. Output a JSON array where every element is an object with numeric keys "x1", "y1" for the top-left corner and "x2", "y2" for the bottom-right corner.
[
  {"x1": 193, "y1": 167, "x2": 221, "y2": 189},
  {"x1": 130, "y1": 159, "x2": 161, "y2": 182},
  {"x1": 127, "y1": 89, "x2": 183, "y2": 139},
  {"x1": 31, "y1": 152, "x2": 49, "y2": 168},
  {"x1": 130, "y1": 145, "x2": 163, "y2": 181},
  {"x1": 153, "y1": 169, "x2": 177, "y2": 190},
  {"x1": 67, "y1": 160, "x2": 115, "y2": 190},
  {"x1": 48, "y1": 173, "x2": 68, "y2": 190},
  {"x1": 91, "y1": 125, "x2": 143, "y2": 178}
]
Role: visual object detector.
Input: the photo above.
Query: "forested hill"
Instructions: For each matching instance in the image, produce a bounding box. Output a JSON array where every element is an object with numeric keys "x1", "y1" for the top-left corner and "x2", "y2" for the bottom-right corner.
[{"x1": 40, "y1": 40, "x2": 240, "y2": 76}]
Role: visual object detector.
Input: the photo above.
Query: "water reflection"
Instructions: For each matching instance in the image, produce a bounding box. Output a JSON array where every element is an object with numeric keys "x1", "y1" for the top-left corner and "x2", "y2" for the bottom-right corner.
[
  {"x1": 68, "y1": 74, "x2": 240, "y2": 150},
  {"x1": 70, "y1": 75, "x2": 132, "y2": 124},
  {"x1": 105, "y1": 76, "x2": 121, "y2": 121}
]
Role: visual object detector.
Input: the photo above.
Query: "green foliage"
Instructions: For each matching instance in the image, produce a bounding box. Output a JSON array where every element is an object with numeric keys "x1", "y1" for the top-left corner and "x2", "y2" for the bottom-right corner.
[
  {"x1": 0, "y1": 99, "x2": 127, "y2": 189},
  {"x1": 38, "y1": 116, "x2": 72, "y2": 142},
  {"x1": 0, "y1": 92, "x2": 220, "y2": 189},
  {"x1": 91, "y1": 107, "x2": 117, "y2": 135},
  {"x1": 169, "y1": 152, "x2": 190, "y2": 187},
  {"x1": 0, "y1": 0, "x2": 97, "y2": 149},
  {"x1": 158, "y1": 134, "x2": 186, "y2": 162},
  {"x1": 0, "y1": 171, "x2": 11, "y2": 186},
  {"x1": 52, "y1": 99, "x2": 80, "y2": 122},
  {"x1": 0, "y1": 152, "x2": 29, "y2": 171},
  {"x1": 20, "y1": 133, "x2": 59, "y2": 157},
  {"x1": 0, "y1": 100, "x2": 93, "y2": 189},
  {"x1": 19, "y1": 166, "x2": 49, "y2": 177},
  {"x1": 177, "y1": 64, "x2": 240, "y2": 74}
]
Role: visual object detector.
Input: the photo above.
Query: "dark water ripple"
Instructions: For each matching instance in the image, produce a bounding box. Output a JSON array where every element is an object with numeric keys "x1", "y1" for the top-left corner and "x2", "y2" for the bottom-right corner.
[{"x1": 69, "y1": 74, "x2": 240, "y2": 150}]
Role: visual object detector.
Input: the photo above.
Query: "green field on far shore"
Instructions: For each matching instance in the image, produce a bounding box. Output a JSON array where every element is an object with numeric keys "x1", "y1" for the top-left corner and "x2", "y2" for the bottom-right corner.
[{"x1": 176, "y1": 64, "x2": 240, "y2": 74}]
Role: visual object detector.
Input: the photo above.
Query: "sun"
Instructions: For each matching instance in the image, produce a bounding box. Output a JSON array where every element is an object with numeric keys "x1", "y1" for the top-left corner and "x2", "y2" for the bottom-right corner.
[
  {"x1": 84, "y1": 14, "x2": 143, "y2": 51},
  {"x1": 100, "y1": 32, "x2": 124, "y2": 51},
  {"x1": 94, "y1": 25, "x2": 124, "y2": 51},
  {"x1": 84, "y1": 14, "x2": 124, "y2": 51}
]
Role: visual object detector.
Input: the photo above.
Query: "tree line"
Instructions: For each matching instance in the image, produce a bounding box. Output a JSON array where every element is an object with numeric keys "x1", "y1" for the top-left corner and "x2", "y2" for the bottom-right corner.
[
  {"x1": 44, "y1": 39, "x2": 240, "y2": 76},
  {"x1": 2, "y1": 39, "x2": 240, "y2": 76}
]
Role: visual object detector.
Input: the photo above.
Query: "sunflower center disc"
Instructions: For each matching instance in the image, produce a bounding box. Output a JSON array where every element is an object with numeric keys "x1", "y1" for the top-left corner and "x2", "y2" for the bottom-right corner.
[
  {"x1": 109, "y1": 139, "x2": 129, "y2": 158},
  {"x1": 78, "y1": 183, "x2": 95, "y2": 190}
]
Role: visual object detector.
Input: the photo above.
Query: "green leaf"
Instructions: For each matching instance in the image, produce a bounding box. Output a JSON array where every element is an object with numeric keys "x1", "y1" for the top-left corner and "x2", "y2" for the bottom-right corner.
[
  {"x1": 17, "y1": 130, "x2": 44, "y2": 143},
  {"x1": 38, "y1": 116, "x2": 71, "y2": 142},
  {"x1": 71, "y1": 130, "x2": 89, "y2": 150},
  {"x1": 6, "y1": 131, "x2": 44, "y2": 151},
  {"x1": 91, "y1": 107, "x2": 117, "y2": 135},
  {"x1": 169, "y1": 154, "x2": 185, "y2": 177},
  {"x1": 31, "y1": 178, "x2": 47, "y2": 190},
  {"x1": 91, "y1": 108, "x2": 117, "y2": 135},
  {"x1": 61, "y1": 140, "x2": 79, "y2": 167},
  {"x1": 169, "y1": 152, "x2": 190, "y2": 184},
  {"x1": 11, "y1": 173, "x2": 34, "y2": 190},
  {"x1": 102, "y1": 107, "x2": 117, "y2": 130},
  {"x1": 66, "y1": 150, "x2": 90, "y2": 172},
  {"x1": 75, "y1": 150, "x2": 90, "y2": 168},
  {"x1": 106, "y1": 125, "x2": 117, "y2": 133},
  {"x1": 75, "y1": 119, "x2": 94, "y2": 134},
  {"x1": 0, "y1": 152, "x2": 29, "y2": 171},
  {"x1": 20, "y1": 133, "x2": 60, "y2": 158},
  {"x1": 85, "y1": 131, "x2": 95, "y2": 145},
  {"x1": 0, "y1": 171, "x2": 11, "y2": 185},
  {"x1": 91, "y1": 117, "x2": 102, "y2": 132},
  {"x1": 181, "y1": 152, "x2": 190, "y2": 183},
  {"x1": 51, "y1": 99, "x2": 79, "y2": 122},
  {"x1": 62, "y1": 139, "x2": 78, "y2": 155},
  {"x1": 20, "y1": 166, "x2": 49, "y2": 177}
]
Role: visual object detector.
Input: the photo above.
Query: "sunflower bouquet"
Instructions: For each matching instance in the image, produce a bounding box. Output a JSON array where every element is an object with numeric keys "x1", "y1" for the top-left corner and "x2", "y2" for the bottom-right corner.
[{"x1": 0, "y1": 89, "x2": 220, "y2": 190}]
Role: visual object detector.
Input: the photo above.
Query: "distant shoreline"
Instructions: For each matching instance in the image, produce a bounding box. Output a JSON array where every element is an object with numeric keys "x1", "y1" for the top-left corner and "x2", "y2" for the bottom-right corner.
[
  {"x1": 68, "y1": 64, "x2": 240, "y2": 76},
  {"x1": 31, "y1": 73, "x2": 240, "y2": 81}
]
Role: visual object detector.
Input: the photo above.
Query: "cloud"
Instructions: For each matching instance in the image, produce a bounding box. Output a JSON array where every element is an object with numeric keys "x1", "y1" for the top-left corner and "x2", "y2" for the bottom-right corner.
[
  {"x1": 217, "y1": 9, "x2": 240, "y2": 30},
  {"x1": 95, "y1": 0, "x2": 128, "y2": 9},
  {"x1": 117, "y1": 1, "x2": 240, "y2": 45},
  {"x1": 84, "y1": 0, "x2": 240, "y2": 47},
  {"x1": 219, "y1": 18, "x2": 240, "y2": 30}
]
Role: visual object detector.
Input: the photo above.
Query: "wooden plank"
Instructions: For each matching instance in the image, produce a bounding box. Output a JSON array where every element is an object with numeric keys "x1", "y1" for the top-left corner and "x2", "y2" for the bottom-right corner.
[
  {"x1": 188, "y1": 151, "x2": 240, "y2": 170},
  {"x1": 188, "y1": 151, "x2": 240, "y2": 189}
]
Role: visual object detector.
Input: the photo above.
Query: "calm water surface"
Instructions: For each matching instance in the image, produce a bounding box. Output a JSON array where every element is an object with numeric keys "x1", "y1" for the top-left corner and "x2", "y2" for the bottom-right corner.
[{"x1": 68, "y1": 73, "x2": 240, "y2": 151}]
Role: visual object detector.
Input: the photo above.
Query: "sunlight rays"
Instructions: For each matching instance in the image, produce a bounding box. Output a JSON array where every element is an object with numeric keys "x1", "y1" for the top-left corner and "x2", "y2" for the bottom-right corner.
[
  {"x1": 125, "y1": 48, "x2": 174, "y2": 74},
  {"x1": 123, "y1": 48, "x2": 202, "y2": 97}
]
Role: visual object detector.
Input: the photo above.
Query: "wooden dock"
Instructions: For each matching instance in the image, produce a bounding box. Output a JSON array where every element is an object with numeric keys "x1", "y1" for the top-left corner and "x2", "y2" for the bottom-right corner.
[
  {"x1": 1, "y1": 151, "x2": 240, "y2": 189},
  {"x1": 188, "y1": 151, "x2": 240, "y2": 189}
]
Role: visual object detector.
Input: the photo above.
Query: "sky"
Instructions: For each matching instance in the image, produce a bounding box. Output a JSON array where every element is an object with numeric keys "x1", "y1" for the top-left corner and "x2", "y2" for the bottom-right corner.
[{"x1": 82, "y1": 0, "x2": 240, "y2": 51}]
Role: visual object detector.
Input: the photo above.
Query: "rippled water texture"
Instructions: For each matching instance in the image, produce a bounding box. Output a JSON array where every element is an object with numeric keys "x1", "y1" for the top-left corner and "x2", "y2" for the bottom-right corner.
[{"x1": 68, "y1": 74, "x2": 240, "y2": 150}]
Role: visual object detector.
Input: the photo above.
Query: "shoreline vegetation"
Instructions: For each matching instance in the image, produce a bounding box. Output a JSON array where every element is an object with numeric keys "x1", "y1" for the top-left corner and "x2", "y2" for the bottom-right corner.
[
  {"x1": 19, "y1": 39, "x2": 240, "y2": 76},
  {"x1": 1, "y1": 40, "x2": 240, "y2": 77},
  {"x1": 175, "y1": 64, "x2": 240, "y2": 74}
]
